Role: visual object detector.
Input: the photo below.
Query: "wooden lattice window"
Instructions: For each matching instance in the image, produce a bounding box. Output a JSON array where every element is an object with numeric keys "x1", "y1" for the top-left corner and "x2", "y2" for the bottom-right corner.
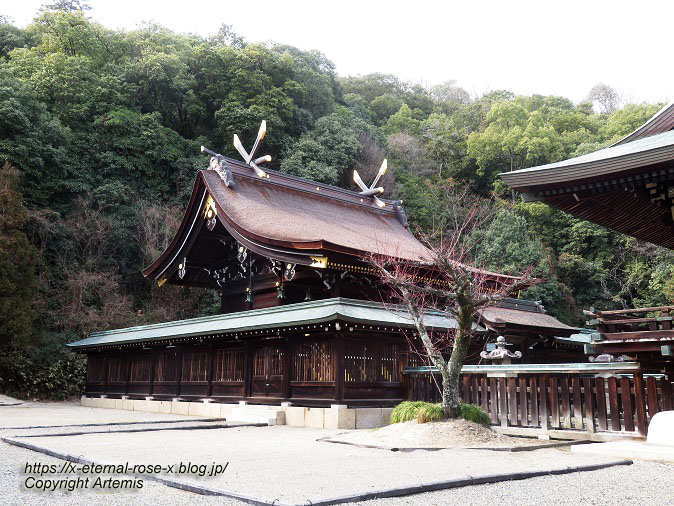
[
  {"x1": 107, "y1": 354, "x2": 126, "y2": 382},
  {"x1": 344, "y1": 340, "x2": 400, "y2": 383},
  {"x1": 129, "y1": 354, "x2": 152, "y2": 382},
  {"x1": 87, "y1": 355, "x2": 106, "y2": 382},
  {"x1": 292, "y1": 341, "x2": 334, "y2": 382},
  {"x1": 182, "y1": 350, "x2": 209, "y2": 382},
  {"x1": 155, "y1": 351, "x2": 178, "y2": 382},
  {"x1": 252, "y1": 346, "x2": 284, "y2": 376},
  {"x1": 213, "y1": 348, "x2": 245, "y2": 382}
]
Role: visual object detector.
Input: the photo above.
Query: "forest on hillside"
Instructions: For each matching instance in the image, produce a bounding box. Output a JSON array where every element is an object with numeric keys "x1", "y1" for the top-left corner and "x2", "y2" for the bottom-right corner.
[{"x1": 2, "y1": 2, "x2": 673, "y2": 397}]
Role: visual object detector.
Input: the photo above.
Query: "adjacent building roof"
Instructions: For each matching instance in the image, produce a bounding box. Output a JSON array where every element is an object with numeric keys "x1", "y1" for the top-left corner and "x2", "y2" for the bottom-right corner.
[
  {"x1": 499, "y1": 128, "x2": 674, "y2": 189},
  {"x1": 499, "y1": 101, "x2": 674, "y2": 249},
  {"x1": 66, "y1": 297, "x2": 465, "y2": 350},
  {"x1": 479, "y1": 306, "x2": 577, "y2": 336}
]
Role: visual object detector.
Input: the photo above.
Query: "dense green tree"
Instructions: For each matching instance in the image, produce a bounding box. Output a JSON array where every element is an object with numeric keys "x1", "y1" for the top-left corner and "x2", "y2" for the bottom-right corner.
[
  {"x1": 0, "y1": 164, "x2": 39, "y2": 347},
  {"x1": 0, "y1": 6, "x2": 670, "y2": 381}
]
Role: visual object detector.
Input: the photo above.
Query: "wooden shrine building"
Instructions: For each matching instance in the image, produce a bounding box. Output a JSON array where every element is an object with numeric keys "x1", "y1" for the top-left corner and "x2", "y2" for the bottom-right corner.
[
  {"x1": 70, "y1": 140, "x2": 577, "y2": 406},
  {"x1": 500, "y1": 101, "x2": 674, "y2": 373}
]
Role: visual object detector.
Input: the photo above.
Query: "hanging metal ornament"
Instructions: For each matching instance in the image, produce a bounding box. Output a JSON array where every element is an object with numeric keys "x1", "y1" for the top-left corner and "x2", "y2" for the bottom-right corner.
[
  {"x1": 233, "y1": 120, "x2": 272, "y2": 178},
  {"x1": 284, "y1": 263, "x2": 296, "y2": 281},
  {"x1": 178, "y1": 257, "x2": 187, "y2": 279},
  {"x1": 276, "y1": 282, "x2": 286, "y2": 300},
  {"x1": 205, "y1": 200, "x2": 217, "y2": 231},
  {"x1": 353, "y1": 159, "x2": 388, "y2": 208},
  {"x1": 237, "y1": 245, "x2": 248, "y2": 264}
]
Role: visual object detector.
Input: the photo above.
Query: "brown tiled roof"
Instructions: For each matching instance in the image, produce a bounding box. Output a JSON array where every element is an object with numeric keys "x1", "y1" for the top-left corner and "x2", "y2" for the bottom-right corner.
[
  {"x1": 479, "y1": 306, "x2": 577, "y2": 335},
  {"x1": 202, "y1": 167, "x2": 432, "y2": 262},
  {"x1": 143, "y1": 159, "x2": 433, "y2": 283}
]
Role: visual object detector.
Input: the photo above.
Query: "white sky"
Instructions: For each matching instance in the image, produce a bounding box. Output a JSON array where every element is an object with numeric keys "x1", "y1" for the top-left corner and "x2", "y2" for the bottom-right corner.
[{"x1": 2, "y1": 0, "x2": 673, "y2": 104}]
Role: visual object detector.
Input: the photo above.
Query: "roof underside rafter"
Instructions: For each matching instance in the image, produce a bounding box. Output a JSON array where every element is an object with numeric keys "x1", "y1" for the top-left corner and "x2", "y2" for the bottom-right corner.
[{"x1": 499, "y1": 102, "x2": 674, "y2": 249}]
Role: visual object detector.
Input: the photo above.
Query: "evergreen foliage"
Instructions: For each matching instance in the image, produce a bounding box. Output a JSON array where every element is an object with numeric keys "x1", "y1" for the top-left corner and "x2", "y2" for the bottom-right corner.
[{"x1": 0, "y1": 5, "x2": 669, "y2": 397}]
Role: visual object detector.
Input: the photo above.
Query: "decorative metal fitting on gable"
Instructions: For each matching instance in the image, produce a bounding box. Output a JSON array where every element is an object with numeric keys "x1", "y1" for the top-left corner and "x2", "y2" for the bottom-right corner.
[
  {"x1": 201, "y1": 146, "x2": 235, "y2": 188},
  {"x1": 205, "y1": 198, "x2": 217, "y2": 231},
  {"x1": 353, "y1": 159, "x2": 388, "y2": 208},
  {"x1": 233, "y1": 120, "x2": 272, "y2": 179},
  {"x1": 178, "y1": 257, "x2": 187, "y2": 280},
  {"x1": 284, "y1": 263, "x2": 296, "y2": 281}
]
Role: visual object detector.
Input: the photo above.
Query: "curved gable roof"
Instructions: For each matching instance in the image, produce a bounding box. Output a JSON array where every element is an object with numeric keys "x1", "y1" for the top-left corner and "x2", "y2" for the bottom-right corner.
[{"x1": 143, "y1": 158, "x2": 432, "y2": 283}]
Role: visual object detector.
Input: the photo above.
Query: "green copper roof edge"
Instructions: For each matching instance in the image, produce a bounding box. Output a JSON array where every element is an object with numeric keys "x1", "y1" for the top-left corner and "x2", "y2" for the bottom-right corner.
[
  {"x1": 66, "y1": 297, "x2": 456, "y2": 349},
  {"x1": 81, "y1": 297, "x2": 423, "y2": 338}
]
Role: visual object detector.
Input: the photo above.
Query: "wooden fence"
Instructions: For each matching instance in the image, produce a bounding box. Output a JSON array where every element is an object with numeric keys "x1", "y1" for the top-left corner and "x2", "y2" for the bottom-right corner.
[{"x1": 404, "y1": 370, "x2": 673, "y2": 436}]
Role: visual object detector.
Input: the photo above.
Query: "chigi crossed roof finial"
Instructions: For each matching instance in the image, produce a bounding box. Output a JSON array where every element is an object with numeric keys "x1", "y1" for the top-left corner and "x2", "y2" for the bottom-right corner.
[
  {"x1": 233, "y1": 120, "x2": 272, "y2": 179},
  {"x1": 353, "y1": 159, "x2": 387, "y2": 208}
]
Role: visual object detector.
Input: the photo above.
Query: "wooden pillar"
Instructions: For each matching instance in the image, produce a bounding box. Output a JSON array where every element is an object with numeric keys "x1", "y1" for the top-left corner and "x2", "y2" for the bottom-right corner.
[
  {"x1": 103, "y1": 353, "x2": 109, "y2": 396},
  {"x1": 335, "y1": 332, "x2": 344, "y2": 403},
  {"x1": 124, "y1": 350, "x2": 131, "y2": 396},
  {"x1": 176, "y1": 347, "x2": 183, "y2": 399},
  {"x1": 283, "y1": 338, "x2": 292, "y2": 401},
  {"x1": 207, "y1": 343, "x2": 215, "y2": 398},
  {"x1": 243, "y1": 345, "x2": 253, "y2": 399},
  {"x1": 149, "y1": 348, "x2": 156, "y2": 397}
]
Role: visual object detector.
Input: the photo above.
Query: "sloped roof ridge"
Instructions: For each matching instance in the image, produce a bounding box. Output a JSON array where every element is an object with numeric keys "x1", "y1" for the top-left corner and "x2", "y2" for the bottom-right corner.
[
  {"x1": 219, "y1": 155, "x2": 399, "y2": 214},
  {"x1": 613, "y1": 100, "x2": 674, "y2": 146}
]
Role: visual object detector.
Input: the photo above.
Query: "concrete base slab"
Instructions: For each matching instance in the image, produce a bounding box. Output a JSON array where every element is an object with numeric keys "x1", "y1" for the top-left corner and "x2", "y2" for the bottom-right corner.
[
  {"x1": 285, "y1": 406, "x2": 307, "y2": 427},
  {"x1": 325, "y1": 407, "x2": 356, "y2": 429},
  {"x1": 305, "y1": 408, "x2": 325, "y2": 428},
  {"x1": 355, "y1": 408, "x2": 382, "y2": 429},
  {"x1": 572, "y1": 441, "x2": 674, "y2": 462}
]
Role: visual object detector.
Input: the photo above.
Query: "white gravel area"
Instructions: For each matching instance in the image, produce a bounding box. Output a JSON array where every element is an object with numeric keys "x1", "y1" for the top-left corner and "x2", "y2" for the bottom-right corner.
[
  {"x1": 0, "y1": 401, "x2": 203, "y2": 431},
  {"x1": 359, "y1": 460, "x2": 674, "y2": 506},
  {"x1": 332, "y1": 419, "x2": 545, "y2": 449},
  {"x1": 20, "y1": 425, "x2": 626, "y2": 502},
  {"x1": 4, "y1": 401, "x2": 670, "y2": 506},
  {"x1": 0, "y1": 441, "x2": 242, "y2": 506}
]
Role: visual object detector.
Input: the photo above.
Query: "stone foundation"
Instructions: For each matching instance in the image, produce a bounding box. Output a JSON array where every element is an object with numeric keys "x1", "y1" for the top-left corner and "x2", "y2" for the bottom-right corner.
[{"x1": 80, "y1": 396, "x2": 393, "y2": 429}]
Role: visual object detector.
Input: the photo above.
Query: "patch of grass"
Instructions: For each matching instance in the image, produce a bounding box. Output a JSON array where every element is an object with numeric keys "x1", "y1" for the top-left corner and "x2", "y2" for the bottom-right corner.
[
  {"x1": 391, "y1": 401, "x2": 491, "y2": 426},
  {"x1": 390, "y1": 401, "x2": 447, "y2": 424},
  {"x1": 460, "y1": 403, "x2": 491, "y2": 425},
  {"x1": 416, "y1": 403, "x2": 445, "y2": 423},
  {"x1": 390, "y1": 401, "x2": 427, "y2": 424}
]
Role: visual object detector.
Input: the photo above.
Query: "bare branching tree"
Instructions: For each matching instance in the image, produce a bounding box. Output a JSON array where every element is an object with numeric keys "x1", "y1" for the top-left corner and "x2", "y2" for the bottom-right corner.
[{"x1": 368, "y1": 186, "x2": 536, "y2": 417}]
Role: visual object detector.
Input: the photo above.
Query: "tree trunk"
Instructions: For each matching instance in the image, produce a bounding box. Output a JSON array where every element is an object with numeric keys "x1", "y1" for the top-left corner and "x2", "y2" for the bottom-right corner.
[{"x1": 441, "y1": 302, "x2": 474, "y2": 418}]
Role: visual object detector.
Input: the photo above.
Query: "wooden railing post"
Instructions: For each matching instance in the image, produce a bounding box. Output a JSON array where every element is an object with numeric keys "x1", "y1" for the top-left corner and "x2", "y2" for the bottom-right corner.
[
  {"x1": 583, "y1": 377, "x2": 595, "y2": 434},
  {"x1": 633, "y1": 373, "x2": 648, "y2": 436},
  {"x1": 498, "y1": 378, "x2": 508, "y2": 427},
  {"x1": 539, "y1": 374, "x2": 550, "y2": 432}
]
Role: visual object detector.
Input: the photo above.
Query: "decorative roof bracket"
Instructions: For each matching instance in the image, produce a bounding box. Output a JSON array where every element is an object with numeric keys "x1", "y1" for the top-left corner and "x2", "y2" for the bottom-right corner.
[{"x1": 201, "y1": 146, "x2": 235, "y2": 188}]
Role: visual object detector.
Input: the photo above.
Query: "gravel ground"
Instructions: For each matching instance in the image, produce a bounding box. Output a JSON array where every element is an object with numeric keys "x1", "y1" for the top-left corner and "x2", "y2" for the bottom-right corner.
[
  {"x1": 332, "y1": 419, "x2": 545, "y2": 449},
  {"x1": 0, "y1": 401, "x2": 198, "y2": 430},
  {"x1": 0, "y1": 442, "x2": 240, "y2": 506},
  {"x1": 20, "y1": 425, "x2": 625, "y2": 502},
  {"x1": 359, "y1": 460, "x2": 674, "y2": 506},
  {"x1": 2, "y1": 401, "x2": 672, "y2": 506}
]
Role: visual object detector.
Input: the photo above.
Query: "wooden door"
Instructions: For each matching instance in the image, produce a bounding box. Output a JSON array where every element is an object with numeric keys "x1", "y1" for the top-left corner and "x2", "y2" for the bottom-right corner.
[{"x1": 251, "y1": 345, "x2": 285, "y2": 398}]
